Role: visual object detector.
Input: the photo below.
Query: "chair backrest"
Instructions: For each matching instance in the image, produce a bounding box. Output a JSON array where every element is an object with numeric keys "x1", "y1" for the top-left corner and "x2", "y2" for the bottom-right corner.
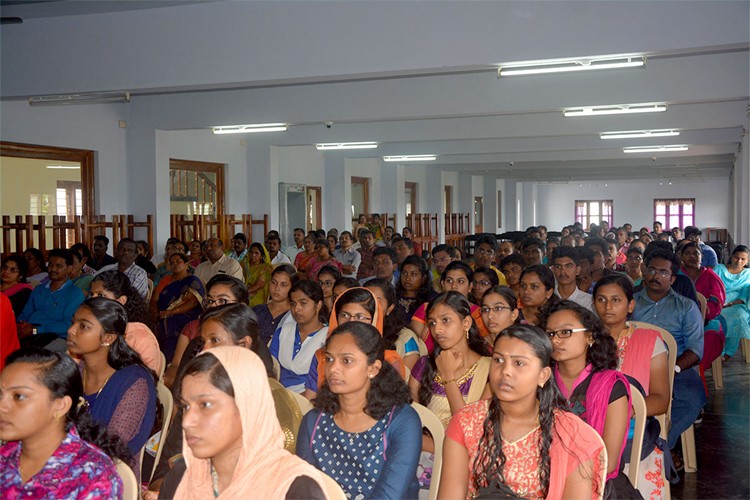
[
  {"x1": 696, "y1": 292, "x2": 707, "y2": 322},
  {"x1": 150, "y1": 382, "x2": 175, "y2": 482},
  {"x1": 146, "y1": 278, "x2": 155, "y2": 302},
  {"x1": 630, "y1": 321, "x2": 676, "y2": 441},
  {"x1": 411, "y1": 402, "x2": 444, "y2": 500},
  {"x1": 158, "y1": 351, "x2": 167, "y2": 381},
  {"x1": 272, "y1": 356, "x2": 281, "y2": 381},
  {"x1": 114, "y1": 459, "x2": 139, "y2": 500},
  {"x1": 320, "y1": 471, "x2": 348, "y2": 500},
  {"x1": 627, "y1": 384, "x2": 647, "y2": 488},
  {"x1": 288, "y1": 389, "x2": 314, "y2": 415}
]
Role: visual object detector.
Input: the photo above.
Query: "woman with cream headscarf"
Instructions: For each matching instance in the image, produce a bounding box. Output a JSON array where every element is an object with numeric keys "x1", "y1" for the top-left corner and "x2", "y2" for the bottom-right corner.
[{"x1": 173, "y1": 346, "x2": 327, "y2": 499}]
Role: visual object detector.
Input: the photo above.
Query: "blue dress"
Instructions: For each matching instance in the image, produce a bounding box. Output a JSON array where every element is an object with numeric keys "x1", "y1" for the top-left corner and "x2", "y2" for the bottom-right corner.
[{"x1": 297, "y1": 404, "x2": 421, "y2": 500}]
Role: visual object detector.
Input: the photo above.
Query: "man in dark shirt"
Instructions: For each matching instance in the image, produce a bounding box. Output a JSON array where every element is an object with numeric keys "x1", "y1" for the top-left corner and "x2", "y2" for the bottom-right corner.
[{"x1": 89, "y1": 235, "x2": 117, "y2": 270}]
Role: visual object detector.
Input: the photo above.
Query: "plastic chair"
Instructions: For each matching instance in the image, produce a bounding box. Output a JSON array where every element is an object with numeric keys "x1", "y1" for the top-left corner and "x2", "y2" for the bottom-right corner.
[
  {"x1": 288, "y1": 389, "x2": 313, "y2": 415},
  {"x1": 411, "y1": 402, "x2": 444, "y2": 500},
  {"x1": 146, "y1": 278, "x2": 155, "y2": 302},
  {"x1": 272, "y1": 356, "x2": 281, "y2": 381},
  {"x1": 695, "y1": 293, "x2": 722, "y2": 390},
  {"x1": 632, "y1": 322, "x2": 697, "y2": 474},
  {"x1": 114, "y1": 459, "x2": 139, "y2": 500},
  {"x1": 157, "y1": 351, "x2": 167, "y2": 382},
  {"x1": 627, "y1": 384, "x2": 647, "y2": 489},
  {"x1": 320, "y1": 471, "x2": 348, "y2": 500}
]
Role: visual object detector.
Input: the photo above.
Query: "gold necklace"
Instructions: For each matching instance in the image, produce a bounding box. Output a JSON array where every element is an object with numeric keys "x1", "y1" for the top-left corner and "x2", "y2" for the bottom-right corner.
[{"x1": 83, "y1": 366, "x2": 113, "y2": 398}]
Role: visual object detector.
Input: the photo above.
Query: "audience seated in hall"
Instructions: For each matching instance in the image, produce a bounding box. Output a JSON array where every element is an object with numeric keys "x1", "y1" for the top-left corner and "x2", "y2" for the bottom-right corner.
[
  {"x1": 194, "y1": 237, "x2": 244, "y2": 285},
  {"x1": 18, "y1": 248, "x2": 85, "y2": 352},
  {"x1": 95, "y1": 238, "x2": 149, "y2": 299}
]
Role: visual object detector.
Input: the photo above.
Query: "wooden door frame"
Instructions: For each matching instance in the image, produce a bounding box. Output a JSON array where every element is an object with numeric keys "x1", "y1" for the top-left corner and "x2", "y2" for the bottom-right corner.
[
  {"x1": 444, "y1": 185, "x2": 453, "y2": 214},
  {"x1": 1, "y1": 141, "x2": 95, "y2": 222},
  {"x1": 306, "y1": 186, "x2": 322, "y2": 231},
  {"x1": 169, "y1": 158, "x2": 226, "y2": 220},
  {"x1": 474, "y1": 196, "x2": 484, "y2": 234}
]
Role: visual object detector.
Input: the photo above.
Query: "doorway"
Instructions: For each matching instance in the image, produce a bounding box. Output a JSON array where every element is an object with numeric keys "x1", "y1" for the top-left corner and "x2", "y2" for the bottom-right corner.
[
  {"x1": 474, "y1": 196, "x2": 484, "y2": 234},
  {"x1": 444, "y1": 185, "x2": 453, "y2": 214},
  {"x1": 405, "y1": 182, "x2": 418, "y2": 216},
  {"x1": 307, "y1": 186, "x2": 322, "y2": 231},
  {"x1": 351, "y1": 176, "x2": 370, "y2": 227}
]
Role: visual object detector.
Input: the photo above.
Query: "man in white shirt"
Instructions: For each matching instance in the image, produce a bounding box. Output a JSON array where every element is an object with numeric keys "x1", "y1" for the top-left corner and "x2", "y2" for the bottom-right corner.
[
  {"x1": 284, "y1": 227, "x2": 306, "y2": 260},
  {"x1": 551, "y1": 246, "x2": 594, "y2": 311},
  {"x1": 333, "y1": 231, "x2": 361, "y2": 278},
  {"x1": 195, "y1": 237, "x2": 244, "y2": 285},
  {"x1": 267, "y1": 234, "x2": 292, "y2": 265},
  {"x1": 227, "y1": 233, "x2": 248, "y2": 262},
  {"x1": 96, "y1": 238, "x2": 149, "y2": 298}
]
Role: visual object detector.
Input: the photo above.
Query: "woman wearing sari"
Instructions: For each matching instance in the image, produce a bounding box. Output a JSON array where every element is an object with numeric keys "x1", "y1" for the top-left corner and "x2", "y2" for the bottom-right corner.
[
  {"x1": 294, "y1": 236, "x2": 317, "y2": 279},
  {"x1": 245, "y1": 242, "x2": 273, "y2": 307},
  {"x1": 715, "y1": 245, "x2": 750, "y2": 358},
  {"x1": 1, "y1": 254, "x2": 33, "y2": 317},
  {"x1": 157, "y1": 253, "x2": 205, "y2": 363},
  {"x1": 680, "y1": 241, "x2": 727, "y2": 373}
]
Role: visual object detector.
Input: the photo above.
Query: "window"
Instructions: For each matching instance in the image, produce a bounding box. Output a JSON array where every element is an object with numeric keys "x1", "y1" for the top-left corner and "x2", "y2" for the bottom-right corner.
[
  {"x1": 654, "y1": 198, "x2": 694, "y2": 229},
  {"x1": 575, "y1": 200, "x2": 613, "y2": 229}
]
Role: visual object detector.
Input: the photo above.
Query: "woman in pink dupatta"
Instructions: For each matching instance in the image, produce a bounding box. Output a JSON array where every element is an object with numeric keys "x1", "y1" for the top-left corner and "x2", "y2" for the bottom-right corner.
[
  {"x1": 542, "y1": 300, "x2": 639, "y2": 498},
  {"x1": 680, "y1": 241, "x2": 726, "y2": 377},
  {"x1": 594, "y1": 274, "x2": 670, "y2": 499}
]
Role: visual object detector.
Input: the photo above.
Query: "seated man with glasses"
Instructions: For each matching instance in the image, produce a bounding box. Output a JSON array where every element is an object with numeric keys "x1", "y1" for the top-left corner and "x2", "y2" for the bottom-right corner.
[
  {"x1": 471, "y1": 233, "x2": 508, "y2": 286},
  {"x1": 631, "y1": 248, "x2": 705, "y2": 464},
  {"x1": 550, "y1": 246, "x2": 594, "y2": 311}
]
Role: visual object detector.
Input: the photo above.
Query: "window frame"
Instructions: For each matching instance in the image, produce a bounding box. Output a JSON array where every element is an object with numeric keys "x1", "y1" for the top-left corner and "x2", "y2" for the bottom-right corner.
[
  {"x1": 653, "y1": 198, "x2": 695, "y2": 230},
  {"x1": 574, "y1": 199, "x2": 613, "y2": 229}
]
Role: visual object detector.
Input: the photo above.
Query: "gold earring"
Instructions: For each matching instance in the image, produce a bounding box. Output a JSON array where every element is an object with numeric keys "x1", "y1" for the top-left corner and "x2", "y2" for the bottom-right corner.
[{"x1": 465, "y1": 330, "x2": 470, "y2": 340}]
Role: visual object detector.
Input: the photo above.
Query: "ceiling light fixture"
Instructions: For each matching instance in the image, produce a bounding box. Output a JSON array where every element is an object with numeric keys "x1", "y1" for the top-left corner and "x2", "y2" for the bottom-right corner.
[
  {"x1": 383, "y1": 155, "x2": 437, "y2": 162},
  {"x1": 499, "y1": 55, "x2": 645, "y2": 77},
  {"x1": 623, "y1": 145, "x2": 689, "y2": 153},
  {"x1": 212, "y1": 123, "x2": 288, "y2": 134},
  {"x1": 46, "y1": 165, "x2": 81, "y2": 170},
  {"x1": 315, "y1": 142, "x2": 379, "y2": 150},
  {"x1": 600, "y1": 129, "x2": 679, "y2": 140},
  {"x1": 29, "y1": 91, "x2": 130, "y2": 106},
  {"x1": 564, "y1": 103, "x2": 667, "y2": 117}
]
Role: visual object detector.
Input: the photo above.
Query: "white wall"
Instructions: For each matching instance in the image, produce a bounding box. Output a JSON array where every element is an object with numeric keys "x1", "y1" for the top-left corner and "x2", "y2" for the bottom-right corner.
[
  {"x1": 0, "y1": 100, "x2": 129, "y2": 215},
  {"x1": 403, "y1": 165, "x2": 429, "y2": 214},
  {"x1": 536, "y1": 178, "x2": 731, "y2": 231},
  {"x1": 349, "y1": 158, "x2": 382, "y2": 216},
  {"x1": 277, "y1": 145, "x2": 325, "y2": 187}
]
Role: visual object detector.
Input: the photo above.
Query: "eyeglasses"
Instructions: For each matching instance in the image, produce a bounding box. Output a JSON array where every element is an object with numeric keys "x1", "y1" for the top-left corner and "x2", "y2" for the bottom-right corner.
[
  {"x1": 1, "y1": 265, "x2": 19, "y2": 273},
  {"x1": 546, "y1": 328, "x2": 588, "y2": 339},
  {"x1": 473, "y1": 280, "x2": 492, "y2": 287},
  {"x1": 644, "y1": 267, "x2": 672, "y2": 278},
  {"x1": 318, "y1": 280, "x2": 335, "y2": 288},
  {"x1": 480, "y1": 305, "x2": 513, "y2": 314},
  {"x1": 202, "y1": 298, "x2": 237, "y2": 308},
  {"x1": 338, "y1": 311, "x2": 372, "y2": 322}
]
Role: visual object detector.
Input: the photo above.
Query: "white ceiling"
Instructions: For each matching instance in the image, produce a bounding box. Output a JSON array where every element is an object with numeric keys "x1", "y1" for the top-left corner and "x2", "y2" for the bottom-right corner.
[{"x1": 1, "y1": 0, "x2": 748, "y2": 183}]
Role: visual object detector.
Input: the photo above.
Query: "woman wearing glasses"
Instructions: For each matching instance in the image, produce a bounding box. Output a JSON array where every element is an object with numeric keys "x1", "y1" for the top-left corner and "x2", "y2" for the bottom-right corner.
[
  {"x1": 316, "y1": 265, "x2": 342, "y2": 315},
  {"x1": 470, "y1": 266, "x2": 498, "y2": 306},
  {"x1": 541, "y1": 300, "x2": 637, "y2": 497},
  {"x1": 163, "y1": 275, "x2": 248, "y2": 388},
  {"x1": 480, "y1": 285, "x2": 520, "y2": 345}
]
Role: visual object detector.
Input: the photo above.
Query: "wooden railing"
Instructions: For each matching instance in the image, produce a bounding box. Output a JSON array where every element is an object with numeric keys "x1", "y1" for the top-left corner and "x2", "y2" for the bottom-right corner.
[
  {"x1": 170, "y1": 214, "x2": 269, "y2": 246},
  {"x1": 1, "y1": 214, "x2": 153, "y2": 256},
  {"x1": 445, "y1": 213, "x2": 471, "y2": 254},
  {"x1": 406, "y1": 213, "x2": 439, "y2": 256}
]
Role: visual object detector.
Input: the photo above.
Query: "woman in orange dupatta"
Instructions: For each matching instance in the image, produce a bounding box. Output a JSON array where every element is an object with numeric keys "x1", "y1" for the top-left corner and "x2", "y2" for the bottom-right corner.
[
  {"x1": 175, "y1": 346, "x2": 327, "y2": 499},
  {"x1": 303, "y1": 287, "x2": 405, "y2": 400}
]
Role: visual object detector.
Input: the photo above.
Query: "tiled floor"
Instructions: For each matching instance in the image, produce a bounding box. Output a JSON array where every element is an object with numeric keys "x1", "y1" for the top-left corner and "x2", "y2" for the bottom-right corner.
[{"x1": 670, "y1": 354, "x2": 750, "y2": 499}]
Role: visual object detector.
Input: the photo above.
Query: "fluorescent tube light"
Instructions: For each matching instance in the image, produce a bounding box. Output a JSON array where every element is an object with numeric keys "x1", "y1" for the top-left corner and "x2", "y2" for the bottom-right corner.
[
  {"x1": 623, "y1": 145, "x2": 689, "y2": 153},
  {"x1": 600, "y1": 129, "x2": 679, "y2": 140},
  {"x1": 499, "y1": 56, "x2": 645, "y2": 77},
  {"x1": 383, "y1": 155, "x2": 437, "y2": 162},
  {"x1": 564, "y1": 103, "x2": 667, "y2": 117},
  {"x1": 46, "y1": 165, "x2": 81, "y2": 170},
  {"x1": 212, "y1": 123, "x2": 288, "y2": 134},
  {"x1": 316, "y1": 142, "x2": 379, "y2": 150},
  {"x1": 29, "y1": 91, "x2": 130, "y2": 106}
]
